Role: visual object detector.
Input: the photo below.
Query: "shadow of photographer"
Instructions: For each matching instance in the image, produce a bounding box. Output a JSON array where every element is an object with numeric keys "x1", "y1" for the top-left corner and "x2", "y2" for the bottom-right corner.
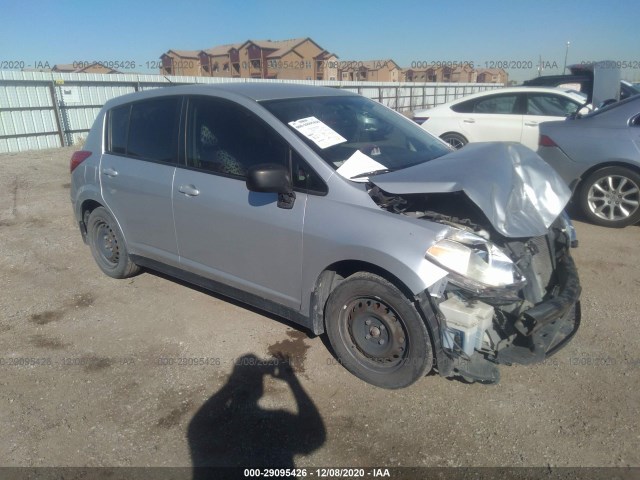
[{"x1": 188, "y1": 353, "x2": 326, "y2": 476}]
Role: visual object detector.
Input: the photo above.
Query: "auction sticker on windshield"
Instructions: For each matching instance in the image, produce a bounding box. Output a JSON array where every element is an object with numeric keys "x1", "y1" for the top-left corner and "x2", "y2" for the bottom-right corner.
[
  {"x1": 288, "y1": 116, "x2": 347, "y2": 149},
  {"x1": 336, "y1": 150, "x2": 387, "y2": 182}
]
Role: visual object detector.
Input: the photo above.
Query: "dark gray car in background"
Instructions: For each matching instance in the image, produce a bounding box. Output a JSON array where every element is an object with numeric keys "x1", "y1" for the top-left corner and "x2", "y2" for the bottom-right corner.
[
  {"x1": 538, "y1": 95, "x2": 640, "y2": 227},
  {"x1": 70, "y1": 83, "x2": 581, "y2": 388}
]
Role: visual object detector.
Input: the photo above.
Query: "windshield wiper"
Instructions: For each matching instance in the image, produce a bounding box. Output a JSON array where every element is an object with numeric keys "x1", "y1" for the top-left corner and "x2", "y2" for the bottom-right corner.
[{"x1": 350, "y1": 168, "x2": 392, "y2": 179}]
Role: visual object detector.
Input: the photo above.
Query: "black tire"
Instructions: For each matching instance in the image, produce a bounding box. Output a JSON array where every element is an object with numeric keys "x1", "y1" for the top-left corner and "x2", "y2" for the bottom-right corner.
[
  {"x1": 324, "y1": 272, "x2": 433, "y2": 389},
  {"x1": 87, "y1": 207, "x2": 140, "y2": 278},
  {"x1": 578, "y1": 166, "x2": 640, "y2": 228},
  {"x1": 440, "y1": 132, "x2": 468, "y2": 149}
]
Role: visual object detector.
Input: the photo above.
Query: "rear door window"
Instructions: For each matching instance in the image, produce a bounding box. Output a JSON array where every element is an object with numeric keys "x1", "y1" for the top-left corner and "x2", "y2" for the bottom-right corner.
[
  {"x1": 106, "y1": 97, "x2": 181, "y2": 163},
  {"x1": 472, "y1": 94, "x2": 519, "y2": 114},
  {"x1": 127, "y1": 97, "x2": 181, "y2": 163}
]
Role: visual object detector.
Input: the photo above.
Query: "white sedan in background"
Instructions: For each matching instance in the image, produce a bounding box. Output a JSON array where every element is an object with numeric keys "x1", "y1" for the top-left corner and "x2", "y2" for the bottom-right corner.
[{"x1": 413, "y1": 87, "x2": 589, "y2": 150}]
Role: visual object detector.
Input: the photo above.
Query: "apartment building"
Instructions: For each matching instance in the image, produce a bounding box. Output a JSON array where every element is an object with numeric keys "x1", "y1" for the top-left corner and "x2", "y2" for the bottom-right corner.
[
  {"x1": 159, "y1": 50, "x2": 202, "y2": 76},
  {"x1": 160, "y1": 38, "x2": 338, "y2": 80},
  {"x1": 476, "y1": 68, "x2": 509, "y2": 84},
  {"x1": 51, "y1": 62, "x2": 122, "y2": 74},
  {"x1": 338, "y1": 60, "x2": 401, "y2": 82},
  {"x1": 403, "y1": 65, "x2": 506, "y2": 84}
]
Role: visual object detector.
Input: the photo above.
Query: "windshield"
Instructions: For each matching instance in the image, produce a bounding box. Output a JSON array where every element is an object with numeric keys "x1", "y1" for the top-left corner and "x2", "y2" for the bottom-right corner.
[
  {"x1": 262, "y1": 95, "x2": 451, "y2": 180},
  {"x1": 581, "y1": 93, "x2": 640, "y2": 118}
]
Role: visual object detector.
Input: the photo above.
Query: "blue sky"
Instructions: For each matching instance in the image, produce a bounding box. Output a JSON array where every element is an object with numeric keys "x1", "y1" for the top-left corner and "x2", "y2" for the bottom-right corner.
[{"x1": 2, "y1": 0, "x2": 639, "y2": 81}]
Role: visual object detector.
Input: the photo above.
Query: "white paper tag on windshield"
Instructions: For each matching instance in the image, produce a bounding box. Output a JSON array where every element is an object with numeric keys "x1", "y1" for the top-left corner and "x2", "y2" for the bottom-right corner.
[
  {"x1": 336, "y1": 150, "x2": 387, "y2": 182},
  {"x1": 288, "y1": 116, "x2": 347, "y2": 149}
]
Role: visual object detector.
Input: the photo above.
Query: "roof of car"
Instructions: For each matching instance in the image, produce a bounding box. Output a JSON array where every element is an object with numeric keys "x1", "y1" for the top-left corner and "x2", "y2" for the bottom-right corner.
[
  {"x1": 413, "y1": 86, "x2": 586, "y2": 113},
  {"x1": 451, "y1": 86, "x2": 581, "y2": 100},
  {"x1": 102, "y1": 82, "x2": 357, "y2": 109}
]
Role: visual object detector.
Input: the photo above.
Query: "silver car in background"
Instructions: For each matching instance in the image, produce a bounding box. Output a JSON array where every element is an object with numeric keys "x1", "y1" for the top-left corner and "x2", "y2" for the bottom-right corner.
[
  {"x1": 70, "y1": 84, "x2": 581, "y2": 388},
  {"x1": 538, "y1": 95, "x2": 640, "y2": 227}
]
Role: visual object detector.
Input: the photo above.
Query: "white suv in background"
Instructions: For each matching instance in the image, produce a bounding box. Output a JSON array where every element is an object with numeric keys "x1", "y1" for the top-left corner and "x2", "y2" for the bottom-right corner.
[{"x1": 413, "y1": 87, "x2": 589, "y2": 150}]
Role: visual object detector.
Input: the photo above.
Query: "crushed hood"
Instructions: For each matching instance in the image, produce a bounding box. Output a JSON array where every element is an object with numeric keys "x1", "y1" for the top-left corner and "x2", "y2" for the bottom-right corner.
[{"x1": 371, "y1": 142, "x2": 571, "y2": 238}]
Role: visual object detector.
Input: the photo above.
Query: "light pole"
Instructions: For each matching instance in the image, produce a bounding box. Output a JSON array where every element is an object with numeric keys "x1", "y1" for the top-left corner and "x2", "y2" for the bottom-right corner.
[{"x1": 563, "y1": 41, "x2": 570, "y2": 73}]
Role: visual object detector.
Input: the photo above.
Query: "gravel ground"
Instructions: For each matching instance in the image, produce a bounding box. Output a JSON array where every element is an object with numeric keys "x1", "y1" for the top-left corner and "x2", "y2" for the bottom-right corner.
[{"x1": 0, "y1": 147, "x2": 639, "y2": 470}]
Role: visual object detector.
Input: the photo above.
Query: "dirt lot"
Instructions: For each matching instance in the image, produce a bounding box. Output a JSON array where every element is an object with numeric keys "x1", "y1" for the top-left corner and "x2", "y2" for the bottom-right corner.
[{"x1": 1, "y1": 147, "x2": 639, "y2": 470}]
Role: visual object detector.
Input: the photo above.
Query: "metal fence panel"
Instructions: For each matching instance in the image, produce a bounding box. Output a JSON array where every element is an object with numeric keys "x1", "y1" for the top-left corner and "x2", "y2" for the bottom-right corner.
[{"x1": 0, "y1": 70, "x2": 503, "y2": 153}]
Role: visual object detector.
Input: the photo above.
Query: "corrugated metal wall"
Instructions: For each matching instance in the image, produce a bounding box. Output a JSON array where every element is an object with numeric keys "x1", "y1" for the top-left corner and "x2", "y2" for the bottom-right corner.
[{"x1": 0, "y1": 71, "x2": 503, "y2": 153}]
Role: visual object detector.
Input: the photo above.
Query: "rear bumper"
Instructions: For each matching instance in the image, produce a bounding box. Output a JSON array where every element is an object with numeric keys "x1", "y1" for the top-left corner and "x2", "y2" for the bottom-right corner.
[{"x1": 495, "y1": 252, "x2": 581, "y2": 365}]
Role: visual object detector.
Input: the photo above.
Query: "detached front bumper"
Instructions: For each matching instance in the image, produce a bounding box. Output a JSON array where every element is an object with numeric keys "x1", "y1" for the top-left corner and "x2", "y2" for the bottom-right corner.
[{"x1": 495, "y1": 252, "x2": 582, "y2": 365}]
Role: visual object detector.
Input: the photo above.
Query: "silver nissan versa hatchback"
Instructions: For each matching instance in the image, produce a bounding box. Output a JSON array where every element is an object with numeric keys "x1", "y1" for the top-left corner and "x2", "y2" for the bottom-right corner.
[{"x1": 70, "y1": 83, "x2": 581, "y2": 388}]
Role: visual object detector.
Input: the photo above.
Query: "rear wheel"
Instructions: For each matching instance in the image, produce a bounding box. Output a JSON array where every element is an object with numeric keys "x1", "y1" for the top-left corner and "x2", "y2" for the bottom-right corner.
[
  {"x1": 87, "y1": 207, "x2": 140, "y2": 278},
  {"x1": 440, "y1": 132, "x2": 468, "y2": 149},
  {"x1": 578, "y1": 167, "x2": 640, "y2": 227},
  {"x1": 324, "y1": 272, "x2": 433, "y2": 389}
]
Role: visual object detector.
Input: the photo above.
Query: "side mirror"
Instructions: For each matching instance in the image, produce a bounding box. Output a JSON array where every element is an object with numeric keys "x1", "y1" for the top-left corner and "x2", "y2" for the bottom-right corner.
[
  {"x1": 246, "y1": 163, "x2": 292, "y2": 194},
  {"x1": 578, "y1": 106, "x2": 591, "y2": 116},
  {"x1": 596, "y1": 99, "x2": 617, "y2": 110},
  {"x1": 246, "y1": 163, "x2": 296, "y2": 209}
]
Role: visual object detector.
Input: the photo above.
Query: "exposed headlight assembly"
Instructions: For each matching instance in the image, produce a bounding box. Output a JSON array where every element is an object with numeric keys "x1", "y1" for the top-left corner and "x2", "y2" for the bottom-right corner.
[{"x1": 426, "y1": 230, "x2": 526, "y2": 298}]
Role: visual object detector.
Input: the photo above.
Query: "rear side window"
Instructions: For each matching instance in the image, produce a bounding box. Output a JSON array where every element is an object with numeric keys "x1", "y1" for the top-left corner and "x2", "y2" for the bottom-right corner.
[
  {"x1": 451, "y1": 94, "x2": 519, "y2": 114},
  {"x1": 108, "y1": 105, "x2": 130, "y2": 154},
  {"x1": 451, "y1": 99, "x2": 475, "y2": 113},
  {"x1": 473, "y1": 94, "x2": 518, "y2": 114},
  {"x1": 106, "y1": 97, "x2": 181, "y2": 163}
]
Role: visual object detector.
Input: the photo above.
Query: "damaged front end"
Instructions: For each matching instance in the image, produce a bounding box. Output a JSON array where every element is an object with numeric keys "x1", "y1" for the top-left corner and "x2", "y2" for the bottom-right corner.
[
  {"x1": 368, "y1": 144, "x2": 581, "y2": 384},
  {"x1": 428, "y1": 214, "x2": 581, "y2": 384}
]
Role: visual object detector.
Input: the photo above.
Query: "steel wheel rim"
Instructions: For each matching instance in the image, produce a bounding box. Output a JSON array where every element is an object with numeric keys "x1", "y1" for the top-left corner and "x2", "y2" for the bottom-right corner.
[
  {"x1": 339, "y1": 297, "x2": 409, "y2": 370},
  {"x1": 587, "y1": 174, "x2": 640, "y2": 221},
  {"x1": 94, "y1": 221, "x2": 120, "y2": 267},
  {"x1": 444, "y1": 136, "x2": 465, "y2": 149}
]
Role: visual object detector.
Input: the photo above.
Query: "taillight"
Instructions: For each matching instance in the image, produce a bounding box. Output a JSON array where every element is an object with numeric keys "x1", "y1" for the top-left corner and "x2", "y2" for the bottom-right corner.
[
  {"x1": 414, "y1": 117, "x2": 429, "y2": 125},
  {"x1": 70, "y1": 150, "x2": 91, "y2": 172},
  {"x1": 539, "y1": 135, "x2": 558, "y2": 147}
]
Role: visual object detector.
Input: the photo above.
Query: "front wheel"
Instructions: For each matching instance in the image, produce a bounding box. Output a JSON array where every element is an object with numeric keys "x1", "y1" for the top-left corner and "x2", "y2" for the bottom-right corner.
[
  {"x1": 87, "y1": 207, "x2": 140, "y2": 278},
  {"x1": 324, "y1": 272, "x2": 433, "y2": 389},
  {"x1": 578, "y1": 167, "x2": 640, "y2": 227}
]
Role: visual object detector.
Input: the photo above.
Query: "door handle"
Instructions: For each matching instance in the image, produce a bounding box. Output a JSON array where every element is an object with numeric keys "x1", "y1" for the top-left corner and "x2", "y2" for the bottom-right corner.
[
  {"x1": 524, "y1": 121, "x2": 538, "y2": 126},
  {"x1": 463, "y1": 118, "x2": 475, "y2": 123},
  {"x1": 102, "y1": 167, "x2": 118, "y2": 177},
  {"x1": 178, "y1": 184, "x2": 200, "y2": 196}
]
